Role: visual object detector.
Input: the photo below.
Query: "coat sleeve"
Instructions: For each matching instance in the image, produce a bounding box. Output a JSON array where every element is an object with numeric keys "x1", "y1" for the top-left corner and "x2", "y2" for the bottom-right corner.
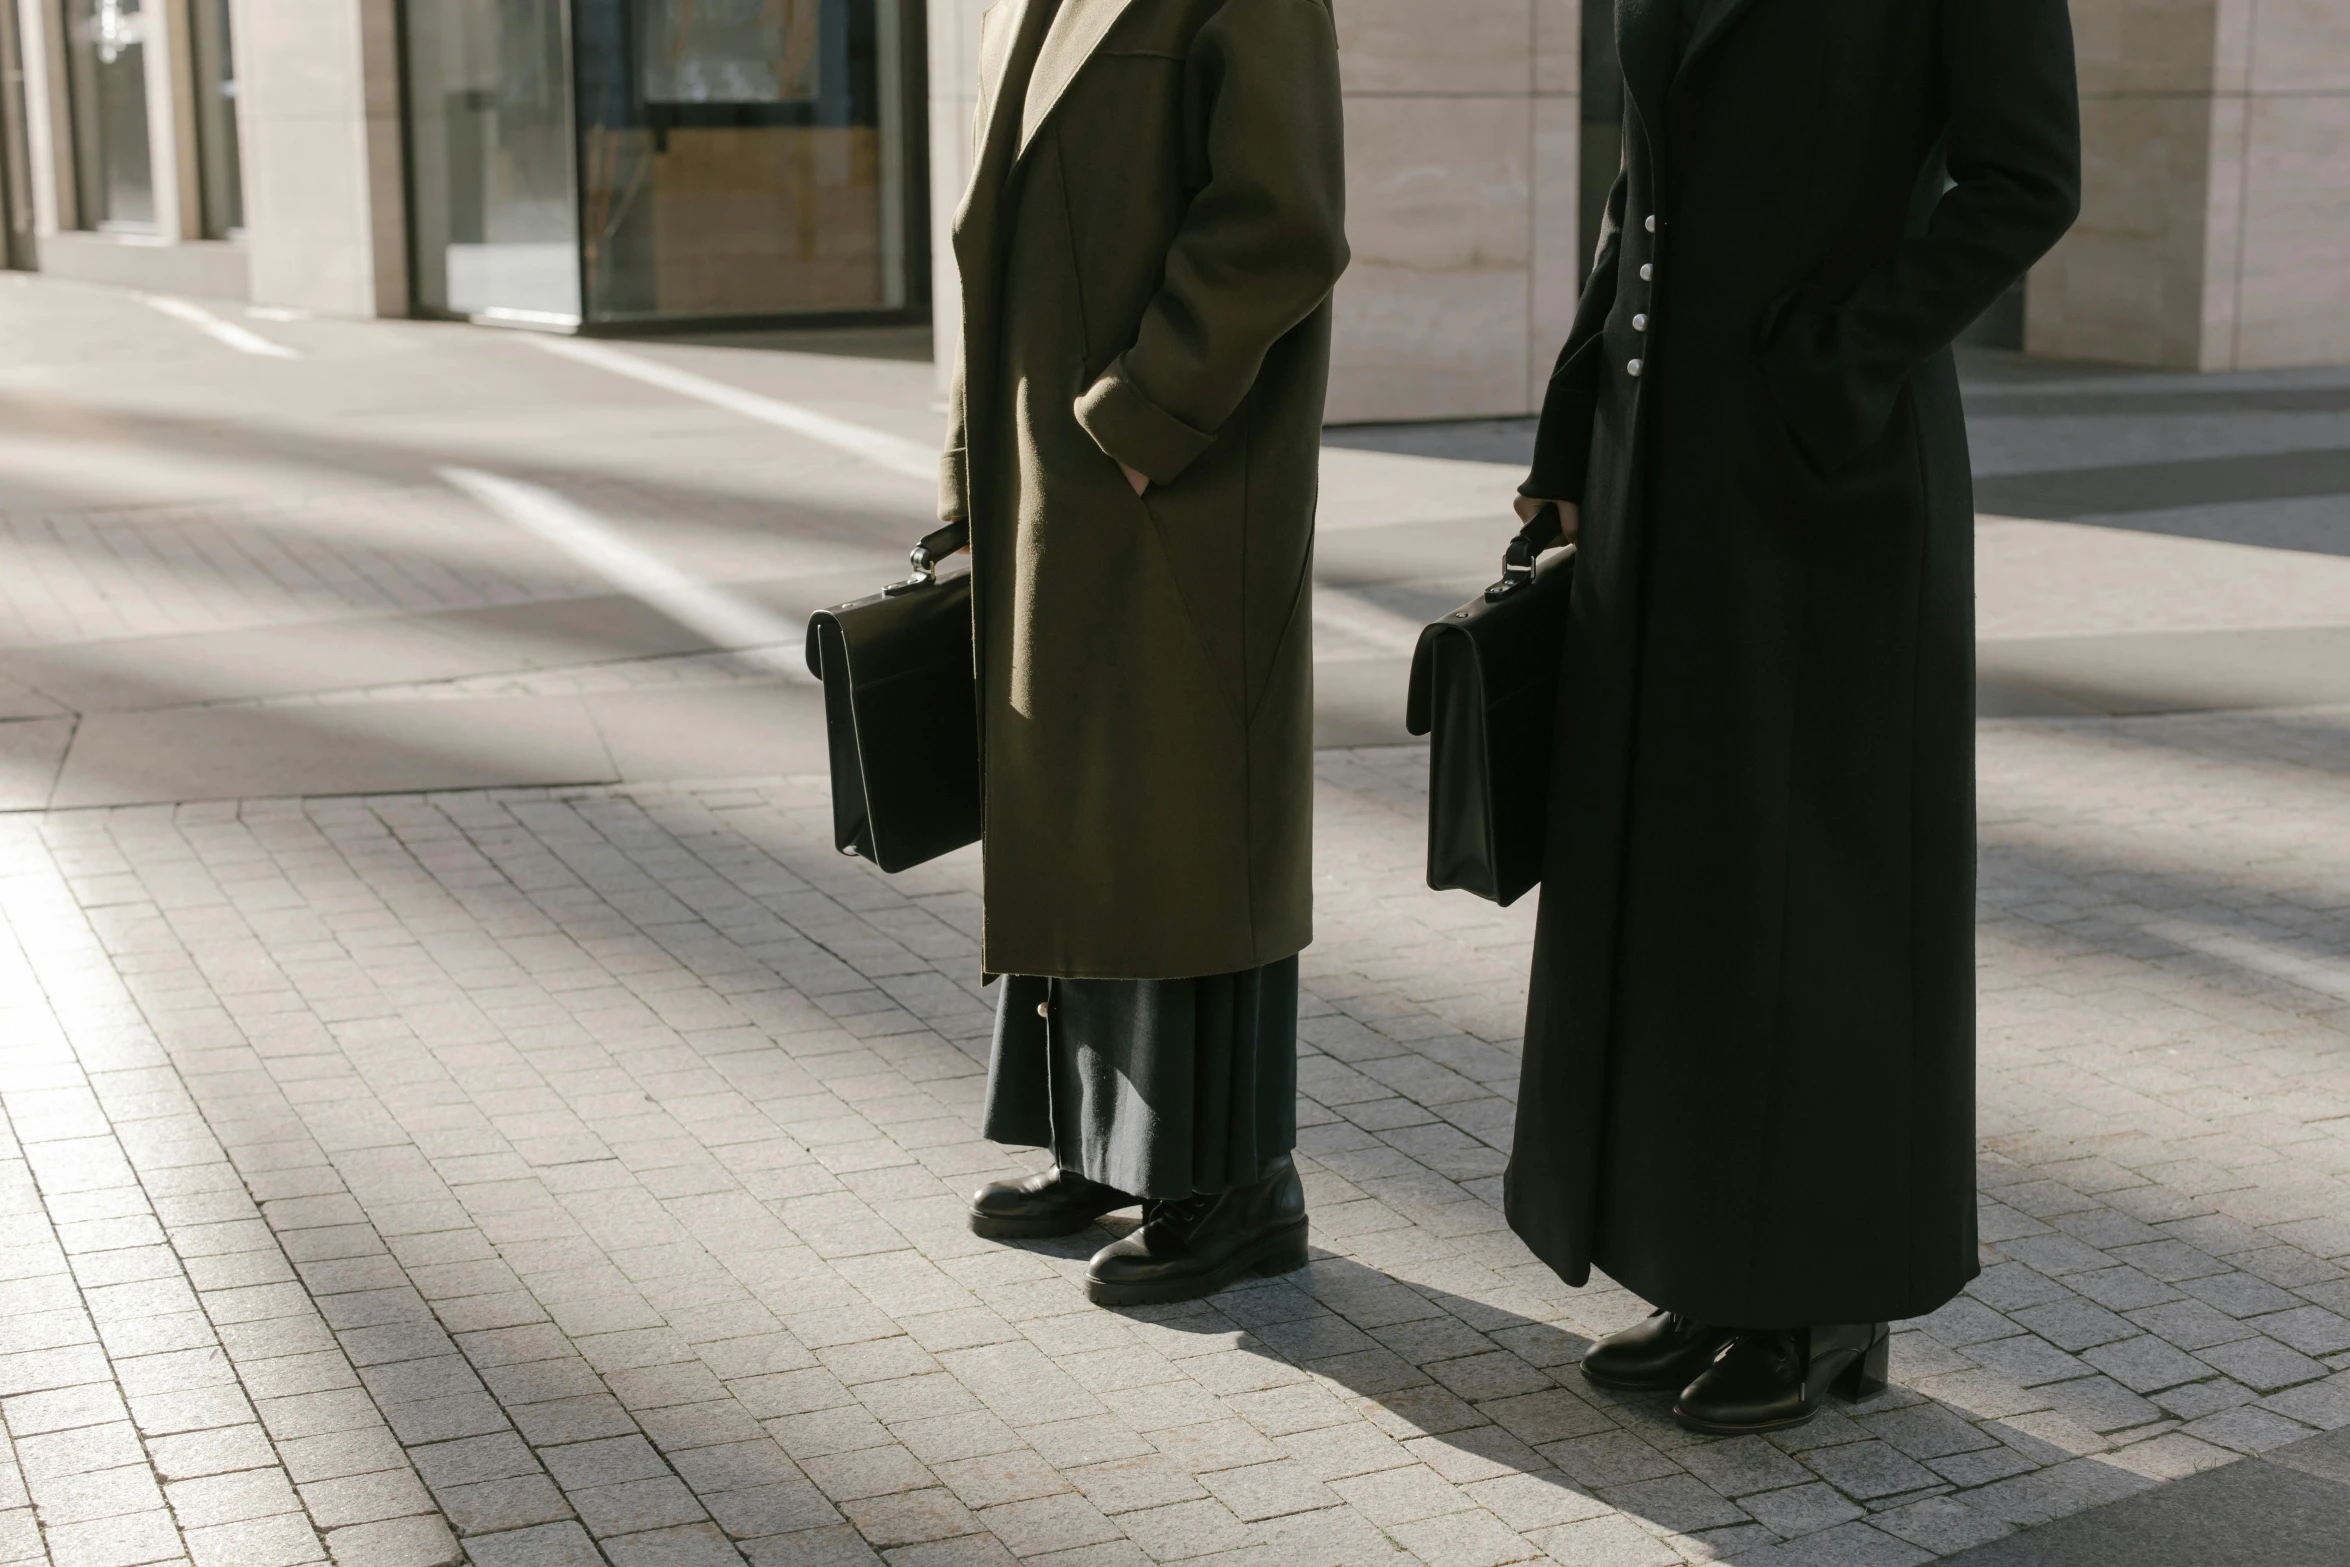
[
  {"x1": 1764, "y1": 0, "x2": 2080, "y2": 472},
  {"x1": 1522, "y1": 160, "x2": 1628, "y2": 505},
  {"x1": 940, "y1": 345, "x2": 969, "y2": 522},
  {"x1": 1073, "y1": 0, "x2": 1349, "y2": 486}
]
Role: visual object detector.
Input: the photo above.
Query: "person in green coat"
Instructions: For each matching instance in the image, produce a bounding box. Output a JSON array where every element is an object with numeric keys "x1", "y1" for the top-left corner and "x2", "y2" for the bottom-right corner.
[
  {"x1": 939, "y1": 0, "x2": 1348, "y2": 1306},
  {"x1": 1509, "y1": 0, "x2": 2079, "y2": 1433}
]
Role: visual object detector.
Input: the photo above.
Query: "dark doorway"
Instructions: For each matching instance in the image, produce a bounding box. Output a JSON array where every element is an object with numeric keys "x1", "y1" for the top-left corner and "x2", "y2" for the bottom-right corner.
[{"x1": 1, "y1": 0, "x2": 38, "y2": 267}]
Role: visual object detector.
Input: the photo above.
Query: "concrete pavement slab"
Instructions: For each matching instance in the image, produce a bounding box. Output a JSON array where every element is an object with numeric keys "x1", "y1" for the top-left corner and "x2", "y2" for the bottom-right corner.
[
  {"x1": 49, "y1": 696, "x2": 618, "y2": 806},
  {"x1": 587, "y1": 684, "x2": 831, "y2": 784},
  {"x1": 0, "y1": 619, "x2": 522, "y2": 714},
  {"x1": 0, "y1": 716, "x2": 75, "y2": 809},
  {"x1": 1978, "y1": 625, "x2": 2350, "y2": 717}
]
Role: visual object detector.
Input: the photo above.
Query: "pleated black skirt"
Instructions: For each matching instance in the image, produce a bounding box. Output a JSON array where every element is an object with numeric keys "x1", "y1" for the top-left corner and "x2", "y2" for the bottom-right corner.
[{"x1": 981, "y1": 957, "x2": 1299, "y2": 1200}]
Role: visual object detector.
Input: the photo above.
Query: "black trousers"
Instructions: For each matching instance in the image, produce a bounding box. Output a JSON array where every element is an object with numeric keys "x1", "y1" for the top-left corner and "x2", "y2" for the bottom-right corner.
[{"x1": 981, "y1": 957, "x2": 1299, "y2": 1200}]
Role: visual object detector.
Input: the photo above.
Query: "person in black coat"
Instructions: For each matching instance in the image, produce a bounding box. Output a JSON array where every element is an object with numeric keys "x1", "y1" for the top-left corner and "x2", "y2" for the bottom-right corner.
[{"x1": 1508, "y1": 0, "x2": 2080, "y2": 1434}]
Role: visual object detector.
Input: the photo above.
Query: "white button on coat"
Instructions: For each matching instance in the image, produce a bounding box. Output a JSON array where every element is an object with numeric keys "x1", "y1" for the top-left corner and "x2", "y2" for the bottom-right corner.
[
  {"x1": 1628, "y1": 358, "x2": 1644, "y2": 377},
  {"x1": 1644, "y1": 215, "x2": 1657, "y2": 232},
  {"x1": 1633, "y1": 314, "x2": 1649, "y2": 331},
  {"x1": 1640, "y1": 263, "x2": 1654, "y2": 281}
]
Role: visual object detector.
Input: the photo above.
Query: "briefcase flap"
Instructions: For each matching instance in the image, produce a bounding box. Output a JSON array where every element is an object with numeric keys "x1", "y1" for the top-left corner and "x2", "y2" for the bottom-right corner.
[
  {"x1": 806, "y1": 571, "x2": 972, "y2": 687},
  {"x1": 1405, "y1": 546, "x2": 1574, "y2": 736}
]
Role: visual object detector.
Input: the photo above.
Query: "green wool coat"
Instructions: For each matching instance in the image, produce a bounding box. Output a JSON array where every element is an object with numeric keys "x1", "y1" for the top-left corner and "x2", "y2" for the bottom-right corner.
[
  {"x1": 1508, "y1": 0, "x2": 2080, "y2": 1328},
  {"x1": 940, "y1": 0, "x2": 1348, "y2": 980}
]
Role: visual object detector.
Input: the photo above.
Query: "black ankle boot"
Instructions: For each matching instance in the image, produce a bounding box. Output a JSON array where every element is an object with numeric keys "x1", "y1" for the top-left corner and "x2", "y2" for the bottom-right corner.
[
  {"x1": 1674, "y1": 1322, "x2": 1889, "y2": 1434},
  {"x1": 1580, "y1": 1310, "x2": 1735, "y2": 1392},
  {"x1": 969, "y1": 1168, "x2": 1135, "y2": 1238},
  {"x1": 1085, "y1": 1156, "x2": 1309, "y2": 1306}
]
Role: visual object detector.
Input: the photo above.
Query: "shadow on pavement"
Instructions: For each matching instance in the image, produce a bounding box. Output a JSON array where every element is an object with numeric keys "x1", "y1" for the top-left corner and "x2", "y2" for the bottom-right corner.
[
  {"x1": 1939, "y1": 1425, "x2": 2350, "y2": 1566},
  {"x1": 981, "y1": 1235, "x2": 2282, "y2": 1559}
]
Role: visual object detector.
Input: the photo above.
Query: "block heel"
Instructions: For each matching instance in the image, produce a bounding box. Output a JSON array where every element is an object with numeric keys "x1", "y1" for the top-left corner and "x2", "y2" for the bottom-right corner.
[
  {"x1": 1251, "y1": 1219, "x2": 1310, "y2": 1278},
  {"x1": 1833, "y1": 1323, "x2": 1890, "y2": 1400}
]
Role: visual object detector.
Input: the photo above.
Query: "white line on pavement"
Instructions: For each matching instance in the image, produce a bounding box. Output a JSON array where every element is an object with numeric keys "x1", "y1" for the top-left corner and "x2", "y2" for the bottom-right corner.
[
  {"x1": 142, "y1": 294, "x2": 300, "y2": 359},
  {"x1": 439, "y1": 466, "x2": 816, "y2": 683},
  {"x1": 1313, "y1": 587, "x2": 1435, "y2": 661},
  {"x1": 529, "y1": 335, "x2": 938, "y2": 482}
]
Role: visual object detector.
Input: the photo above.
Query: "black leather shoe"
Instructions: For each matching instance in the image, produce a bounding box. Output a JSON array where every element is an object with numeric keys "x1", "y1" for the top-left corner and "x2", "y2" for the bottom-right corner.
[
  {"x1": 1085, "y1": 1157, "x2": 1309, "y2": 1307},
  {"x1": 969, "y1": 1169, "x2": 1135, "y2": 1239},
  {"x1": 1674, "y1": 1322, "x2": 1890, "y2": 1435},
  {"x1": 1579, "y1": 1310, "x2": 1735, "y2": 1392}
]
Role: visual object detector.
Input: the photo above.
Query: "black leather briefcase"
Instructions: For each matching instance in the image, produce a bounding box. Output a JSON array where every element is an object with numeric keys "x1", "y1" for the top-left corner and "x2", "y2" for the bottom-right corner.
[
  {"x1": 1404, "y1": 513, "x2": 1574, "y2": 906},
  {"x1": 803, "y1": 522, "x2": 981, "y2": 873}
]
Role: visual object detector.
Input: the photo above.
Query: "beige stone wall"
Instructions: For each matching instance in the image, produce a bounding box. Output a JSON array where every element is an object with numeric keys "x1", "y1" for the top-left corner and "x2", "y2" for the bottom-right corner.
[
  {"x1": 1324, "y1": 0, "x2": 1580, "y2": 421},
  {"x1": 926, "y1": 0, "x2": 1582, "y2": 421},
  {"x1": 927, "y1": 0, "x2": 986, "y2": 399},
  {"x1": 230, "y1": 0, "x2": 408, "y2": 317},
  {"x1": 2029, "y1": 0, "x2": 2350, "y2": 370}
]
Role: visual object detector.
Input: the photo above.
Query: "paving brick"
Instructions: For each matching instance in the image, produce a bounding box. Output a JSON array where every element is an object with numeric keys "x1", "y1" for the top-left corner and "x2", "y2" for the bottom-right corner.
[
  {"x1": 437, "y1": 1475, "x2": 576, "y2": 1535},
  {"x1": 565, "y1": 1474, "x2": 709, "y2": 1535},
  {"x1": 2082, "y1": 1335, "x2": 2223, "y2": 1394},
  {"x1": 741, "y1": 1523, "x2": 881, "y2": 1566},
  {"x1": 38, "y1": 1508, "x2": 186, "y2": 1567},
  {"x1": 164, "y1": 1466, "x2": 305, "y2": 1530},
  {"x1": 298, "y1": 1469, "x2": 437, "y2": 1529},
  {"x1": 179, "y1": 1512, "x2": 325, "y2": 1567},
  {"x1": 320, "y1": 1513, "x2": 462, "y2": 1567},
  {"x1": 146, "y1": 1424, "x2": 279, "y2": 1482},
  {"x1": 31, "y1": 1463, "x2": 168, "y2": 1526},
  {"x1": 1109, "y1": 1496, "x2": 1254, "y2": 1561},
  {"x1": 461, "y1": 1521, "x2": 605, "y2": 1567},
  {"x1": 1522, "y1": 1512, "x2": 1680, "y2": 1566},
  {"x1": 2194, "y1": 1336, "x2": 2330, "y2": 1393}
]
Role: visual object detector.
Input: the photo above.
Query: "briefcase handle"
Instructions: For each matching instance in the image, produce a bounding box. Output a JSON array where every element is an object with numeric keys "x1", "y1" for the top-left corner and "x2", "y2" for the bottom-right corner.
[
  {"x1": 1487, "y1": 503, "x2": 1567, "y2": 602},
  {"x1": 886, "y1": 520, "x2": 972, "y2": 596}
]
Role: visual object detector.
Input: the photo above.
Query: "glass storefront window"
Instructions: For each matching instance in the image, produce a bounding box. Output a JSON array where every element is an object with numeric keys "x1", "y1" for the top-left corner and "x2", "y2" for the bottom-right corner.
[
  {"x1": 572, "y1": 0, "x2": 907, "y2": 323},
  {"x1": 61, "y1": 0, "x2": 155, "y2": 230},
  {"x1": 402, "y1": 0, "x2": 914, "y2": 328},
  {"x1": 190, "y1": 0, "x2": 240, "y2": 237},
  {"x1": 403, "y1": 0, "x2": 583, "y2": 324}
]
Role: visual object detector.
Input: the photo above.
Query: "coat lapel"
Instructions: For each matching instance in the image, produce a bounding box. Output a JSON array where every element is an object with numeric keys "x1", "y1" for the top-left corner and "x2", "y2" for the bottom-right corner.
[
  {"x1": 1019, "y1": 0, "x2": 1146, "y2": 159},
  {"x1": 1617, "y1": 0, "x2": 1775, "y2": 154},
  {"x1": 969, "y1": 1, "x2": 1035, "y2": 184},
  {"x1": 1681, "y1": 0, "x2": 1768, "y2": 73},
  {"x1": 1613, "y1": 0, "x2": 1678, "y2": 150},
  {"x1": 955, "y1": 0, "x2": 1054, "y2": 243}
]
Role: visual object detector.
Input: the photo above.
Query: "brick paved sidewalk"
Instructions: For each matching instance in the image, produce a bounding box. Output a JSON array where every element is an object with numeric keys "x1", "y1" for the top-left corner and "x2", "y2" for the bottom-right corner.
[{"x1": 0, "y1": 706, "x2": 2345, "y2": 1567}]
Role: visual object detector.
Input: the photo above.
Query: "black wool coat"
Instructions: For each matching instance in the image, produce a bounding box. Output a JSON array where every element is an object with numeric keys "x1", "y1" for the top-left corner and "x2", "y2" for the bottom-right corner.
[{"x1": 1508, "y1": 0, "x2": 2080, "y2": 1328}]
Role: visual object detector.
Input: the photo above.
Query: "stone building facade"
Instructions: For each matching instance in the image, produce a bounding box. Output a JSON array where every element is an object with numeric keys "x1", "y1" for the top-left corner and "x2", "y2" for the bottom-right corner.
[{"x1": 2, "y1": 0, "x2": 2343, "y2": 406}]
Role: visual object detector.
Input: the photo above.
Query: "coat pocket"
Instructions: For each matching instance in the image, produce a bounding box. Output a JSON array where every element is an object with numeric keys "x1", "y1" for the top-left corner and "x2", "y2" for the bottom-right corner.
[{"x1": 1757, "y1": 284, "x2": 1902, "y2": 477}]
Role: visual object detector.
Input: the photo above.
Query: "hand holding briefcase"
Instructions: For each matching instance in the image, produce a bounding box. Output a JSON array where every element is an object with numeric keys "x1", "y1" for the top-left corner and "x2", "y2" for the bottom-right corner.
[
  {"x1": 1404, "y1": 508, "x2": 1575, "y2": 906},
  {"x1": 803, "y1": 521, "x2": 982, "y2": 873}
]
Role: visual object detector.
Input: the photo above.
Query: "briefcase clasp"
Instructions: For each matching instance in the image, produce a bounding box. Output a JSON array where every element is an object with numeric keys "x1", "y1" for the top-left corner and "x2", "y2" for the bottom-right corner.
[{"x1": 884, "y1": 519, "x2": 972, "y2": 597}]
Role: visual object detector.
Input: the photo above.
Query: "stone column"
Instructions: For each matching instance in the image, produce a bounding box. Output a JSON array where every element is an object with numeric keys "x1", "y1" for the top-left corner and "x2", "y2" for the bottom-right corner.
[
  {"x1": 230, "y1": 0, "x2": 408, "y2": 316},
  {"x1": 2027, "y1": 0, "x2": 2350, "y2": 371},
  {"x1": 12, "y1": 0, "x2": 74, "y2": 234},
  {"x1": 1326, "y1": 1, "x2": 1580, "y2": 422},
  {"x1": 146, "y1": 0, "x2": 202, "y2": 242},
  {"x1": 927, "y1": 0, "x2": 984, "y2": 399},
  {"x1": 924, "y1": 0, "x2": 1582, "y2": 422}
]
